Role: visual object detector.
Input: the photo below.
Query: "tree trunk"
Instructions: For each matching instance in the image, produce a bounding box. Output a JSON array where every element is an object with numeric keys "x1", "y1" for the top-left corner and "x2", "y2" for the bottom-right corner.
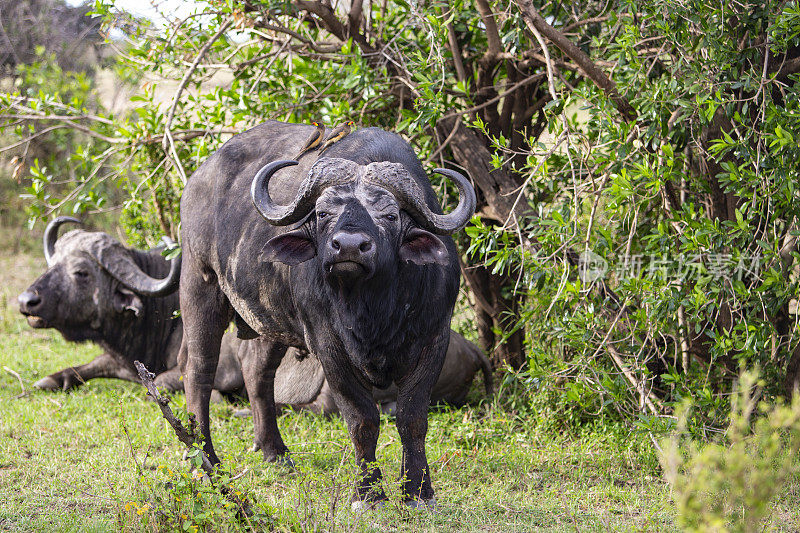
[{"x1": 440, "y1": 116, "x2": 528, "y2": 369}]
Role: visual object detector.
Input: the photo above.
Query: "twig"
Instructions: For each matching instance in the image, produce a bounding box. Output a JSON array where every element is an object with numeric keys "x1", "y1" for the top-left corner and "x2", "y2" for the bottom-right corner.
[
  {"x1": 162, "y1": 19, "x2": 233, "y2": 185},
  {"x1": 500, "y1": 130, "x2": 568, "y2": 231},
  {"x1": 445, "y1": 20, "x2": 466, "y2": 83},
  {"x1": 121, "y1": 421, "x2": 143, "y2": 477},
  {"x1": 133, "y1": 360, "x2": 253, "y2": 518},
  {"x1": 441, "y1": 72, "x2": 546, "y2": 120},
  {"x1": 527, "y1": 20, "x2": 557, "y2": 101},
  {"x1": 134, "y1": 361, "x2": 215, "y2": 471},
  {"x1": 3, "y1": 366, "x2": 27, "y2": 397},
  {"x1": 557, "y1": 488, "x2": 583, "y2": 532},
  {"x1": 514, "y1": 0, "x2": 638, "y2": 121},
  {"x1": 426, "y1": 117, "x2": 461, "y2": 164},
  {"x1": 228, "y1": 467, "x2": 249, "y2": 482},
  {"x1": 0, "y1": 125, "x2": 69, "y2": 154},
  {"x1": 136, "y1": 128, "x2": 239, "y2": 145},
  {"x1": 607, "y1": 345, "x2": 662, "y2": 416}
]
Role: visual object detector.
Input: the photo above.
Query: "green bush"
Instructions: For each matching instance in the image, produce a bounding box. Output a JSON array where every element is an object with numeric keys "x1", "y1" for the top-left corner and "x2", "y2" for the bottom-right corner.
[{"x1": 660, "y1": 370, "x2": 800, "y2": 532}]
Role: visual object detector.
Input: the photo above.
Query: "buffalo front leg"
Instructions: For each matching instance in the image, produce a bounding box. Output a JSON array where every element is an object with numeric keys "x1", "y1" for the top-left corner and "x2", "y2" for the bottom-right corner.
[
  {"x1": 237, "y1": 338, "x2": 291, "y2": 464},
  {"x1": 321, "y1": 359, "x2": 386, "y2": 506},
  {"x1": 395, "y1": 329, "x2": 449, "y2": 508},
  {"x1": 34, "y1": 352, "x2": 138, "y2": 391},
  {"x1": 179, "y1": 265, "x2": 231, "y2": 466}
]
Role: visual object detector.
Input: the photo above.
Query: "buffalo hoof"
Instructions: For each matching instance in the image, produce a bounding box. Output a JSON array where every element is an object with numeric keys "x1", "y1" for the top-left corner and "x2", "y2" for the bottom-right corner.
[
  {"x1": 33, "y1": 376, "x2": 60, "y2": 390},
  {"x1": 33, "y1": 373, "x2": 82, "y2": 391},
  {"x1": 252, "y1": 445, "x2": 295, "y2": 470},
  {"x1": 351, "y1": 500, "x2": 385, "y2": 512},
  {"x1": 404, "y1": 498, "x2": 437, "y2": 512}
]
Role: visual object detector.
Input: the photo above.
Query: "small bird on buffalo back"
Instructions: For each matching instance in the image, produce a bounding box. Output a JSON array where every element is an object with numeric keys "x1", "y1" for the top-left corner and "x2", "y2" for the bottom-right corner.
[
  {"x1": 319, "y1": 120, "x2": 355, "y2": 154},
  {"x1": 294, "y1": 121, "x2": 325, "y2": 159}
]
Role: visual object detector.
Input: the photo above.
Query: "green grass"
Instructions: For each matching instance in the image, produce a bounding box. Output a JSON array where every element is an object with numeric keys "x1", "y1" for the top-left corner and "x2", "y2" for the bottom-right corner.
[
  {"x1": 0, "y1": 251, "x2": 674, "y2": 531},
  {"x1": 0, "y1": 258, "x2": 799, "y2": 531}
]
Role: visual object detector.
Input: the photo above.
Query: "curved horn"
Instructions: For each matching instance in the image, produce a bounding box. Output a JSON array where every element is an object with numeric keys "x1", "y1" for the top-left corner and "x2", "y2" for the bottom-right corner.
[
  {"x1": 429, "y1": 168, "x2": 477, "y2": 233},
  {"x1": 251, "y1": 160, "x2": 300, "y2": 224},
  {"x1": 251, "y1": 158, "x2": 359, "y2": 226},
  {"x1": 96, "y1": 240, "x2": 182, "y2": 297},
  {"x1": 363, "y1": 164, "x2": 476, "y2": 235},
  {"x1": 43, "y1": 216, "x2": 81, "y2": 266}
]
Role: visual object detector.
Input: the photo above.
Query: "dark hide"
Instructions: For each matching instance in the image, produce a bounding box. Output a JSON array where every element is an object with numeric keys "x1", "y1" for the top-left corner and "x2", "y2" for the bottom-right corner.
[
  {"x1": 18, "y1": 230, "x2": 183, "y2": 390},
  {"x1": 371, "y1": 331, "x2": 493, "y2": 413},
  {"x1": 179, "y1": 120, "x2": 470, "y2": 505},
  {"x1": 17, "y1": 230, "x2": 489, "y2": 417},
  {"x1": 239, "y1": 331, "x2": 494, "y2": 416}
]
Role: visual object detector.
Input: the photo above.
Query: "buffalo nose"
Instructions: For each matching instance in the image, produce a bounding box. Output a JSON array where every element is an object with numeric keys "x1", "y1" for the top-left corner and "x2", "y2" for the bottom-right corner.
[
  {"x1": 18, "y1": 290, "x2": 41, "y2": 312},
  {"x1": 330, "y1": 232, "x2": 373, "y2": 255}
]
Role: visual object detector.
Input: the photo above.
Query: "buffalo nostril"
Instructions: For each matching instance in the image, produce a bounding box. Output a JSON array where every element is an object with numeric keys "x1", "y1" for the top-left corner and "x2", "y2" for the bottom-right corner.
[
  {"x1": 18, "y1": 291, "x2": 41, "y2": 310},
  {"x1": 330, "y1": 232, "x2": 373, "y2": 255}
]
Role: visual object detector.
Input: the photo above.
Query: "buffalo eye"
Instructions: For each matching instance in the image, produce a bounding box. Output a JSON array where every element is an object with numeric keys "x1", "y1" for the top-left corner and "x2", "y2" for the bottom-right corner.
[
  {"x1": 317, "y1": 211, "x2": 328, "y2": 220},
  {"x1": 73, "y1": 270, "x2": 89, "y2": 279},
  {"x1": 384, "y1": 213, "x2": 397, "y2": 222}
]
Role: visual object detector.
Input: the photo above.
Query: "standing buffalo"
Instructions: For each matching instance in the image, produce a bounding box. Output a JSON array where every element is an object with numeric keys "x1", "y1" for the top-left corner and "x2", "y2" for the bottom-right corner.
[
  {"x1": 179, "y1": 121, "x2": 475, "y2": 508},
  {"x1": 17, "y1": 218, "x2": 490, "y2": 413}
]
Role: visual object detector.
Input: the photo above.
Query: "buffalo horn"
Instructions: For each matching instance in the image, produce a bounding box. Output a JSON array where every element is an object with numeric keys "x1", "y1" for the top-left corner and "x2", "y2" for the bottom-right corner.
[
  {"x1": 364, "y1": 163, "x2": 476, "y2": 235},
  {"x1": 251, "y1": 158, "x2": 358, "y2": 226},
  {"x1": 43, "y1": 216, "x2": 82, "y2": 266},
  {"x1": 96, "y1": 240, "x2": 182, "y2": 297}
]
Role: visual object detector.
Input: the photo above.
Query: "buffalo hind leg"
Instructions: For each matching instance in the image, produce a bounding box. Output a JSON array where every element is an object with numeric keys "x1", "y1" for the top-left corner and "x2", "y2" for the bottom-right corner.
[
  {"x1": 153, "y1": 366, "x2": 184, "y2": 391},
  {"x1": 395, "y1": 329, "x2": 449, "y2": 508},
  {"x1": 321, "y1": 358, "x2": 386, "y2": 506},
  {"x1": 180, "y1": 265, "x2": 231, "y2": 466},
  {"x1": 237, "y1": 338, "x2": 292, "y2": 464},
  {"x1": 34, "y1": 352, "x2": 138, "y2": 391}
]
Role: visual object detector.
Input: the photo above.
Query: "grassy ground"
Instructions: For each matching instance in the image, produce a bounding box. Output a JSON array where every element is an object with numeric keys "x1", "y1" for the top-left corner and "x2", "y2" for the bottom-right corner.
[
  {"x1": 1, "y1": 247, "x2": 790, "y2": 533},
  {"x1": 3, "y1": 251, "x2": 800, "y2": 531},
  {"x1": 0, "y1": 251, "x2": 672, "y2": 531}
]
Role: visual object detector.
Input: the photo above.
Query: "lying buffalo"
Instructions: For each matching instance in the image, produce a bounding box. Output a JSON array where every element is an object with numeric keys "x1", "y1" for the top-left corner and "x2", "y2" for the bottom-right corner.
[
  {"x1": 231, "y1": 330, "x2": 491, "y2": 416},
  {"x1": 179, "y1": 121, "x2": 475, "y2": 508},
  {"x1": 17, "y1": 217, "x2": 189, "y2": 390},
  {"x1": 18, "y1": 218, "x2": 490, "y2": 412}
]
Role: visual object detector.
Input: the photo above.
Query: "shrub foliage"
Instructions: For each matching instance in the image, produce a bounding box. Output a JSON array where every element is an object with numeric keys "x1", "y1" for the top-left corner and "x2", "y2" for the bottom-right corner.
[{"x1": 1, "y1": 0, "x2": 800, "y2": 431}]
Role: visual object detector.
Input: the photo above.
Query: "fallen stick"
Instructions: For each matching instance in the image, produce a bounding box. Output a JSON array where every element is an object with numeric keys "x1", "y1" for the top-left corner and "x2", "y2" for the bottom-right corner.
[
  {"x1": 3, "y1": 366, "x2": 27, "y2": 398},
  {"x1": 133, "y1": 360, "x2": 252, "y2": 518}
]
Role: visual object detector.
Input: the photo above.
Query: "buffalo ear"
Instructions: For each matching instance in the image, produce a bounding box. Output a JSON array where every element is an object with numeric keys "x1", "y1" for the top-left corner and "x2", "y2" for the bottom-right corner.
[
  {"x1": 260, "y1": 229, "x2": 316, "y2": 265},
  {"x1": 113, "y1": 287, "x2": 144, "y2": 317},
  {"x1": 400, "y1": 227, "x2": 448, "y2": 266}
]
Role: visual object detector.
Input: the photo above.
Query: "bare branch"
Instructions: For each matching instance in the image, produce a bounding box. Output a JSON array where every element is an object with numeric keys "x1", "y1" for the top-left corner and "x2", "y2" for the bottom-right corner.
[
  {"x1": 348, "y1": 0, "x2": 364, "y2": 35},
  {"x1": 137, "y1": 128, "x2": 239, "y2": 145},
  {"x1": 0, "y1": 125, "x2": 69, "y2": 154},
  {"x1": 446, "y1": 21, "x2": 467, "y2": 83},
  {"x1": 162, "y1": 19, "x2": 234, "y2": 184},
  {"x1": 3, "y1": 366, "x2": 27, "y2": 398},
  {"x1": 474, "y1": 0, "x2": 502, "y2": 56},
  {"x1": 442, "y1": 72, "x2": 546, "y2": 120},
  {"x1": 514, "y1": 0, "x2": 638, "y2": 121},
  {"x1": 133, "y1": 361, "x2": 253, "y2": 518}
]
